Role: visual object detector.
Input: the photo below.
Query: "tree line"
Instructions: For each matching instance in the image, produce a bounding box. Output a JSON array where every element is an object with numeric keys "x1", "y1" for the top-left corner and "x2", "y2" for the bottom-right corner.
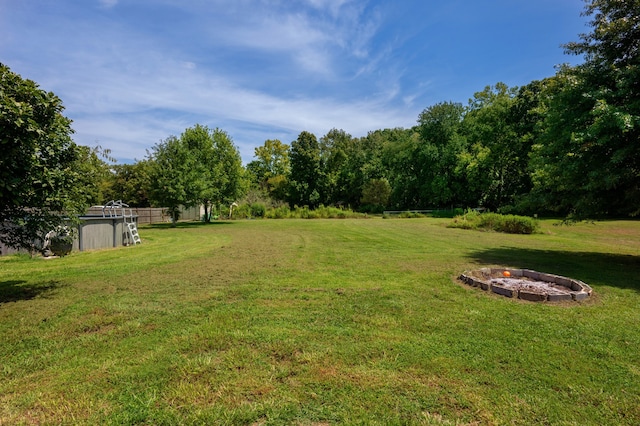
[
  {"x1": 1, "y1": 0, "x2": 638, "y2": 250},
  {"x1": 110, "y1": 0, "x2": 639, "y2": 220}
]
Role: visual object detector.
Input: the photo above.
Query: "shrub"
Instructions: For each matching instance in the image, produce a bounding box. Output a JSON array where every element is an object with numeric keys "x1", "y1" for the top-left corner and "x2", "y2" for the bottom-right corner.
[
  {"x1": 266, "y1": 205, "x2": 291, "y2": 219},
  {"x1": 232, "y1": 203, "x2": 252, "y2": 219},
  {"x1": 447, "y1": 209, "x2": 480, "y2": 229},
  {"x1": 448, "y1": 210, "x2": 539, "y2": 234},
  {"x1": 229, "y1": 202, "x2": 268, "y2": 219},
  {"x1": 486, "y1": 213, "x2": 539, "y2": 234},
  {"x1": 264, "y1": 205, "x2": 365, "y2": 219},
  {"x1": 250, "y1": 203, "x2": 266, "y2": 218},
  {"x1": 294, "y1": 206, "x2": 313, "y2": 218}
]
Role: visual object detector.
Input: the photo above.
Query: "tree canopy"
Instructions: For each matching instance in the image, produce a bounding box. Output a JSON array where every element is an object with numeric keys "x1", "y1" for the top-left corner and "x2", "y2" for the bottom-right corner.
[
  {"x1": 289, "y1": 131, "x2": 322, "y2": 208},
  {"x1": 147, "y1": 125, "x2": 245, "y2": 225},
  {"x1": 0, "y1": 63, "x2": 86, "y2": 252},
  {"x1": 105, "y1": 160, "x2": 153, "y2": 207},
  {"x1": 529, "y1": 0, "x2": 640, "y2": 218},
  {"x1": 147, "y1": 135, "x2": 202, "y2": 224},
  {"x1": 246, "y1": 139, "x2": 290, "y2": 203}
]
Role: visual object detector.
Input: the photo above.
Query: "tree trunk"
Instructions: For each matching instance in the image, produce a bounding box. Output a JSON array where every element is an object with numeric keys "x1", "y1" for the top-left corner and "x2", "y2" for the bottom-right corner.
[{"x1": 203, "y1": 203, "x2": 210, "y2": 223}]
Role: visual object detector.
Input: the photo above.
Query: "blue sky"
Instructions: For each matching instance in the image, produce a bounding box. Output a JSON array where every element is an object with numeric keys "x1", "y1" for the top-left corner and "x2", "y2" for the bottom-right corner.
[{"x1": 1, "y1": 0, "x2": 589, "y2": 164}]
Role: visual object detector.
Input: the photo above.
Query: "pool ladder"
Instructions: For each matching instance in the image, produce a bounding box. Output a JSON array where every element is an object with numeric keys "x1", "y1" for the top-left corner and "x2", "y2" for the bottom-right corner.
[{"x1": 126, "y1": 221, "x2": 141, "y2": 245}]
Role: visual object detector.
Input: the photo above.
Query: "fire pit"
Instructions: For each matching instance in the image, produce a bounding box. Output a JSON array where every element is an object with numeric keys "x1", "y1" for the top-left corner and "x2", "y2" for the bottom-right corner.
[{"x1": 459, "y1": 268, "x2": 592, "y2": 302}]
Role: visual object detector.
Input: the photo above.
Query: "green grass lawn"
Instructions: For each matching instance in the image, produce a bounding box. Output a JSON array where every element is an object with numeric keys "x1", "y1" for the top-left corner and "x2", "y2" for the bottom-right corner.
[{"x1": 1, "y1": 218, "x2": 639, "y2": 425}]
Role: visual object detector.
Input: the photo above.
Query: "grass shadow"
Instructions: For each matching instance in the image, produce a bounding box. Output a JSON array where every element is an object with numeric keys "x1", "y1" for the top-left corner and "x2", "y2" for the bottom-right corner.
[
  {"x1": 465, "y1": 247, "x2": 640, "y2": 292},
  {"x1": 0, "y1": 280, "x2": 63, "y2": 304},
  {"x1": 146, "y1": 220, "x2": 236, "y2": 230}
]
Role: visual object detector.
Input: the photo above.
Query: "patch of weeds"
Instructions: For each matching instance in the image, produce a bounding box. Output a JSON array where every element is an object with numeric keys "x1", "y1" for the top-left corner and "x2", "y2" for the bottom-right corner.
[
  {"x1": 264, "y1": 205, "x2": 366, "y2": 219},
  {"x1": 448, "y1": 209, "x2": 540, "y2": 234}
]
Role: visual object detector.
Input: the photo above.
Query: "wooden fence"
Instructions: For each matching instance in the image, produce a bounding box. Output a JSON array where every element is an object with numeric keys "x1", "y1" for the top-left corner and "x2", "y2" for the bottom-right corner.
[{"x1": 85, "y1": 205, "x2": 201, "y2": 224}]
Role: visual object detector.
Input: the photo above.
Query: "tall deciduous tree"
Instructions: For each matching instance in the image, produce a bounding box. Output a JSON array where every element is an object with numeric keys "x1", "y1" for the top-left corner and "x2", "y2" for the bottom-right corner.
[
  {"x1": 253, "y1": 139, "x2": 290, "y2": 179},
  {"x1": 460, "y1": 84, "x2": 526, "y2": 210},
  {"x1": 208, "y1": 127, "x2": 246, "y2": 216},
  {"x1": 0, "y1": 63, "x2": 85, "y2": 252},
  {"x1": 74, "y1": 145, "x2": 115, "y2": 206},
  {"x1": 180, "y1": 124, "x2": 221, "y2": 222},
  {"x1": 564, "y1": 0, "x2": 640, "y2": 68},
  {"x1": 147, "y1": 135, "x2": 203, "y2": 225},
  {"x1": 382, "y1": 128, "x2": 422, "y2": 209},
  {"x1": 416, "y1": 101, "x2": 467, "y2": 208},
  {"x1": 147, "y1": 125, "x2": 245, "y2": 224},
  {"x1": 289, "y1": 131, "x2": 322, "y2": 207},
  {"x1": 531, "y1": 0, "x2": 640, "y2": 218},
  {"x1": 104, "y1": 160, "x2": 153, "y2": 207},
  {"x1": 319, "y1": 128, "x2": 352, "y2": 205},
  {"x1": 247, "y1": 139, "x2": 290, "y2": 200},
  {"x1": 360, "y1": 178, "x2": 392, "y2": 211}
]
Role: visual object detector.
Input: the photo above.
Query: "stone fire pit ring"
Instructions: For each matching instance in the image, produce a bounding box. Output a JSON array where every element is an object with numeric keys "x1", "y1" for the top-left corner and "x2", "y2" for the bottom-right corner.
[{"x1": 459, "y1": 268, "x2": 592, "y2": 302}]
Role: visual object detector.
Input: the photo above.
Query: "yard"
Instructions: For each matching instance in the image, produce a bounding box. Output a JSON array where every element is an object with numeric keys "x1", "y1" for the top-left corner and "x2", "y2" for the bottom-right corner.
[{"x1": 1, "y1": 218, "x2": 639, "y2": 425}]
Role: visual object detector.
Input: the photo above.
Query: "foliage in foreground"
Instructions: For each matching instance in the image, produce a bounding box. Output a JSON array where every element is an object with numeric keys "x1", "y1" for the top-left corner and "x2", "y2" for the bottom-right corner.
[
  {"x1": 0, "y1": 63, "x2": 88, "y2": 252},
  {"x1": 448, "y1": 209, "x2": 540, "y2": 234}
]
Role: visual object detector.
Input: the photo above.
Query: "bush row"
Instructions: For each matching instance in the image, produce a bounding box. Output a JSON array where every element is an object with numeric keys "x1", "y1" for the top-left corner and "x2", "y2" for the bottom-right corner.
[
  {"x1": 231, "y1": 204, "x2": 366, "y2": 219},
  {"x1": 448, "y1": 210, "x2": 539, "y2": 234}
]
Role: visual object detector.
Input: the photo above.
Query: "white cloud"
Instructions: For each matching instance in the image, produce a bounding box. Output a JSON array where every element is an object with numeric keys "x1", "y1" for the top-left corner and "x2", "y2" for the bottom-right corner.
[
  {"x1": 61, "y1": 51, "x2": 418, "y2": 162},
  {"x1": 3, "y1": 0, "x2": 422, "y2": 164},
  {"x1": 306, "y1": 0, "x2": 352, "y2": 17},
  {"x1": 98, "y1": 0, "x2": 118, "y2": 8},
  {"x1": 225, "y1": 13, "x2": 328, "y2": 51},
  {"x1": 166, "y1": 0, "x2": 381, "y2": 77}
]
